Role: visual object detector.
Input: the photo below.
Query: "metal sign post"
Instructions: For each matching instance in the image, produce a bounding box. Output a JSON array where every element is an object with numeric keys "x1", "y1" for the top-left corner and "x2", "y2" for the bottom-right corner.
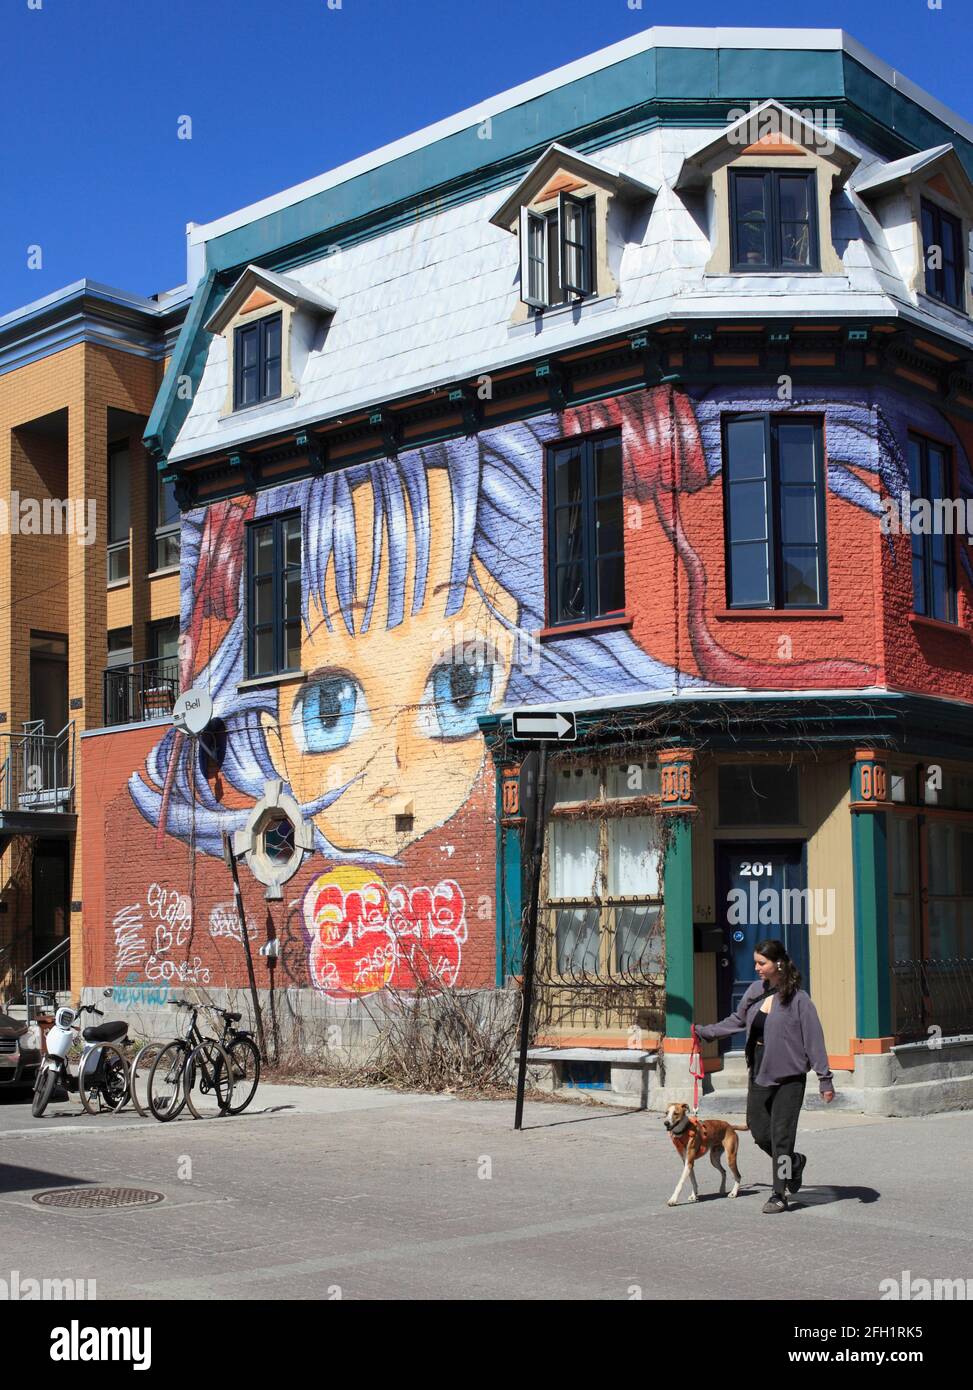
[
  {"x1": 513, "y1": 742, "x2": 548, "y2": 1131},
  {"x1": 222, "y1": 831, "x2": 268, "y2": 1062}
]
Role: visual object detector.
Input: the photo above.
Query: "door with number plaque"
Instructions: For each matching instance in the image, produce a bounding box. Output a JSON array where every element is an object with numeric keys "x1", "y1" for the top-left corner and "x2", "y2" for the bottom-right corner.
[{"x1": 715, "y1": 842, "x2": 809, "y2": 1050}]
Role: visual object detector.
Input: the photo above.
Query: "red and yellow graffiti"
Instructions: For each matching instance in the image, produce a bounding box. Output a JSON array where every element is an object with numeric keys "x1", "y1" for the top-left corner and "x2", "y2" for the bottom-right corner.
[{"x1": 302, "y1": 866, "x2": 467, "y2": 998}]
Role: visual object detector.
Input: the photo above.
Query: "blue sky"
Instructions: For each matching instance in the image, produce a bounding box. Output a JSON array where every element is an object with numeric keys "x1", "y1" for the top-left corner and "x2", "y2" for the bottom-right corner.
[{"x1": 1, "y1": 0, "x2": 970, "y2": 314}]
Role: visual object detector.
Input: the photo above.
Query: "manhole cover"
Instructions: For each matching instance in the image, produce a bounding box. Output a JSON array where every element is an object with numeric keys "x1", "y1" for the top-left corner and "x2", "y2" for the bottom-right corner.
[{"x1": 32, "y1": 1187, "x2": 165, "y2": 1210}]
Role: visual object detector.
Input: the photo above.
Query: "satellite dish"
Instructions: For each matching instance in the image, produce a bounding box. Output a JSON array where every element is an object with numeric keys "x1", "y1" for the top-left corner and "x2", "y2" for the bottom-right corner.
[{"x1": 172, "y1": 688, "x2": 214, "y2": 737}]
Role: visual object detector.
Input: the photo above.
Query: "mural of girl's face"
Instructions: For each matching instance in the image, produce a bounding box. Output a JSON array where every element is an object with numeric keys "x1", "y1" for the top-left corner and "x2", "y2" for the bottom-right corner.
[{"x1": 264, "y1": 470, "x2": 520, "y2": 857}]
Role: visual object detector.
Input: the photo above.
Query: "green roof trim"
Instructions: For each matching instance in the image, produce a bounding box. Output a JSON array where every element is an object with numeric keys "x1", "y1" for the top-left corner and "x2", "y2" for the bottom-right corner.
[{"x1": 144, "y1": 269, "x2": 220, "y2": 463}]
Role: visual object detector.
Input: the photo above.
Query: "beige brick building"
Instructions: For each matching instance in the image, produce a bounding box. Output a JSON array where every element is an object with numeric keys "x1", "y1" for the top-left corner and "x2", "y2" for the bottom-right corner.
[{"x1": 0, "y1": 281, "x2": 187, "y2": 1010}]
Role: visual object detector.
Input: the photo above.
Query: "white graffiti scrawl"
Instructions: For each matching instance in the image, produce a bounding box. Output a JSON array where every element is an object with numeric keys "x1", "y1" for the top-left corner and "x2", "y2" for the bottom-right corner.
[{"x1": 111, "y1": 884, "x2": 211, "y2": 987}]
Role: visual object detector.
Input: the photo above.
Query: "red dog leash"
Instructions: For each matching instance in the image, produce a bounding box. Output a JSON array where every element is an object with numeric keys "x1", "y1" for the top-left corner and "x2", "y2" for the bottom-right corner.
[{"x1": 689, "y1": 1024, "x2": 705, "y2": 1115}]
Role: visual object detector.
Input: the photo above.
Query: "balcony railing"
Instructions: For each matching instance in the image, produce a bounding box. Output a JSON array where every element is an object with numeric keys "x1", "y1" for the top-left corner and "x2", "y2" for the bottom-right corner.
[
  {"x1": 892, "y1": 958, "x2": 973, "y2": 1040},
  {"x1": 104, "y1": 657, "x2": 180, "y2": 727},
  {"x1": 0, "y1": 721, "x2": 75, "y2": 814}
]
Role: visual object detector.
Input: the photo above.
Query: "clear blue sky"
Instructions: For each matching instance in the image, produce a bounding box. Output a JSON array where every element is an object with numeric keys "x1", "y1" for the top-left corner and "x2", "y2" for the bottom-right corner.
[{"x1": 2, "y1": 0, "x2": 970, "y2": 315}]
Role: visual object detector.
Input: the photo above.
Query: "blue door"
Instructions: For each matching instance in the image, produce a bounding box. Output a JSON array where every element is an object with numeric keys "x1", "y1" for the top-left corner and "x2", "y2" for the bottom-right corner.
[{"x1": 715, "y1": 842, "x2": 809, "y2": 1040}]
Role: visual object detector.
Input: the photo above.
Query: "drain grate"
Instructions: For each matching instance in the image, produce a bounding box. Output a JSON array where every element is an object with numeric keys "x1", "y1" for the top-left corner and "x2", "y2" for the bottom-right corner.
[{"x1": 32, "y1": 1187, "x2": 165, "y2": 1210}]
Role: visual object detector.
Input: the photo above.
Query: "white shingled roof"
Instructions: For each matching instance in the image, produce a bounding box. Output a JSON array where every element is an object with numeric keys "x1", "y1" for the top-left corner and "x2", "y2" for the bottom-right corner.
[{"x1": 169, "y1": 121, "x2": 973, "y2": 465}]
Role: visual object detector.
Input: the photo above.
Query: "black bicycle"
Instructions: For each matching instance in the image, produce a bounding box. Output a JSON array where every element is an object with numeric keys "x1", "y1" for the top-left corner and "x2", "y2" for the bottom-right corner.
[
  {"x1": 147, "y1": 1001, "x2": 260, "y2": 1121},
  {"x1": 147, "y1": 1002, "x2": 234, "y2": 1121}
]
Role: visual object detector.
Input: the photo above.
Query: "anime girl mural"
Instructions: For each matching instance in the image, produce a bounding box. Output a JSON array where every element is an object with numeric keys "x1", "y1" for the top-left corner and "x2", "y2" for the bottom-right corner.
[
  {"x1": 130, "y1": 384, "x2": 969, "y2": 997},
  {"x1": 130, "y1": 412, "x2": 699, "y2": 998}
]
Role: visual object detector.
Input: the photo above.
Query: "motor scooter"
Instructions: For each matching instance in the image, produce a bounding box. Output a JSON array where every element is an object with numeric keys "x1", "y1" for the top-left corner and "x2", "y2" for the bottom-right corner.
[{"x1": 31, "y1": 1002, "x2": 130, "y2": 1118}]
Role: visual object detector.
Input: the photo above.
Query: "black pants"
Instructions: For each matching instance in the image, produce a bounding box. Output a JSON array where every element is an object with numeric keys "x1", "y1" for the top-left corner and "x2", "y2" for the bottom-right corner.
[{"x1": 746, "y1": 1070, "x2": 806, "y2": 1195}]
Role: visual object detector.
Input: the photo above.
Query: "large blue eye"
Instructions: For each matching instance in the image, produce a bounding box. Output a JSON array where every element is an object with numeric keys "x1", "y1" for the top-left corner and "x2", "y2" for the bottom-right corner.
[
  {"x1": 299, "y1": 675, "x2": 364, "y2": 753},
  {"x1": 429, "y1": 661, "x2": 493, "y2": 739}
]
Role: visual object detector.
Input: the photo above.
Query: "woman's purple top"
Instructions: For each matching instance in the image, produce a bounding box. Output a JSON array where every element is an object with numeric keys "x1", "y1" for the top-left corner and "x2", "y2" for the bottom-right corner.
[{"x1": 696, "y1": 981, "x2": 835, "y2": 1095}]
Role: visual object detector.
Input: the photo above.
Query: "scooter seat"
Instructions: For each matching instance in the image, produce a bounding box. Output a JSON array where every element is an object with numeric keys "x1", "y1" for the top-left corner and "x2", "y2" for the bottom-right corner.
[{"x1": 82, "y1": 1021, "x2": 129, "y2": 1045}]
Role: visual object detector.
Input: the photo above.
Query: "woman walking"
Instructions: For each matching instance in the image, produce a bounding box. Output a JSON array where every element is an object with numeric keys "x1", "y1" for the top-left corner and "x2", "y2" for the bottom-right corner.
[{"x1": 694, "y1": 939, "x2": 835, "y2": 1213}]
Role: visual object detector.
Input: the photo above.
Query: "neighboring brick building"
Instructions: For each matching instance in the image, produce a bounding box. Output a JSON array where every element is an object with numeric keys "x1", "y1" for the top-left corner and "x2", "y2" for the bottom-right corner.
[
  {"x1": 0, "y1": 280, "x2": 187, "y2": 1012},
  {"x1": 81, "y1": 27, "x2": 973, "y2": 1111}
]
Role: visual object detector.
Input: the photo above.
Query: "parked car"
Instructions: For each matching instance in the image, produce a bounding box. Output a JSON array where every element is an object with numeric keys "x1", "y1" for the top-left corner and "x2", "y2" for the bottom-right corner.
[{"x1": 0, "y1": 1010, "x2": 43, "y2": 1092}]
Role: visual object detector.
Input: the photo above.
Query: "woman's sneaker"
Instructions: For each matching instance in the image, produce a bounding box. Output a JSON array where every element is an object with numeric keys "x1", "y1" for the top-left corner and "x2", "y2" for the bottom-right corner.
[
  {"x1": 786, "y1": 1153, "x2": 807, "y2": 1194},
  {"x1": 762, "y1": 1194, "x2": 789, "y2": 1214}
]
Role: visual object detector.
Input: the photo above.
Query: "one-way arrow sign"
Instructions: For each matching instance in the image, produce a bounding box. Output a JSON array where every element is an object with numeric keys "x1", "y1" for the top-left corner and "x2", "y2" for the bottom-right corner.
[{"x1": 511, "y1": 709, "x2": 577, "y2": 742}]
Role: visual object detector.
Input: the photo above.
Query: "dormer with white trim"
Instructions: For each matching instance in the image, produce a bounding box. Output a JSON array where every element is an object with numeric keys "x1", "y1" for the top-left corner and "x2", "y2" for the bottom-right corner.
[
  {"x1": 490, "y1": 142, "x2": 657, "y2": 321},
  {"x1": 855, "y1": 145, "x2": 973, "y2": 319},
  {"x1": 675, "y1": 101, "x2": 860, "y2": 278},
  {"x1": 204, "y1": 264, "x2": 337, "y2": 417}
]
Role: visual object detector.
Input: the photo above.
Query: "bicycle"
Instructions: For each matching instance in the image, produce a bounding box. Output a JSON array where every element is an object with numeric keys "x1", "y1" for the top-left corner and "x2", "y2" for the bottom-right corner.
[
  {"x1": 146, "y1": 1001, "x2": 234, "y2": 1121},
  {"x1": 207, "y1": 1005, "x2": 261, "y2": 1115},
  {"x1": 32, "y1": 999, "x2": 131, "y2": 1118}
]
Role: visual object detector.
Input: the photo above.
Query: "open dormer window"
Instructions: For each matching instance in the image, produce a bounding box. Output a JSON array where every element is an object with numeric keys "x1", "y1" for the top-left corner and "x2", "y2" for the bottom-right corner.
[
  {"x1": 234, "y1": 312, "x2": 282, "y2": 409},
  {"x1": 730, "y1": 170, "x2": 820, "y2": 272},
  {"x1": 921, "y1": 199, "x2": 964, "y2": 309},
  {"x1": 522, "y1": 194, "x2": 595, "y2": 308},
  {"x1": 491, "y1": 142, "x2": 657, "y2": 319}
]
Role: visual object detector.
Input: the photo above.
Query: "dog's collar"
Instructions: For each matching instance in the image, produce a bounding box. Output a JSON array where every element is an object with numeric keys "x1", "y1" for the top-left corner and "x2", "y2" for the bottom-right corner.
[{"x1": 669, "y1": 1114, "x2": 693, "y2": 1136}]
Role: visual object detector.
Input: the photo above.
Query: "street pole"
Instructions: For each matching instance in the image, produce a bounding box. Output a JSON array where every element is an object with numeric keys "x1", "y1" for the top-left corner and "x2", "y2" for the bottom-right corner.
[
  {"x1": 514, "y1": 743, "x2": 548, "y2": 1131},
  {"x1": 222, "y1": 831, "x2": 268, "y2": 1062}
]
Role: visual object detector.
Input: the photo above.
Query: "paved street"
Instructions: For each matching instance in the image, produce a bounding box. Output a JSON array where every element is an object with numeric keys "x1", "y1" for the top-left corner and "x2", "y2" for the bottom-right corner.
[{"x1": 1, "y1": 1085, "x2": 971, "y2": 1301}]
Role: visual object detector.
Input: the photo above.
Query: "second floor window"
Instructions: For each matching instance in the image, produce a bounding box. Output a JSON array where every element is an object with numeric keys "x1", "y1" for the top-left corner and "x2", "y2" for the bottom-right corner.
[
  {"x1": 546, "y1": 432, "x2": 624, "y2": 626},
  {"x1": 107, "y1": 442, "x2": 131, "y2": 584},
  {"x1": 247, "y1": 512, "x2": 301, "y2": 678},
  {"x1": 522, "y1": 195, "x2": 594, "y2": 309},
  {"x1": 154, "y1": 472, "x2": 180, "y2": 571},
  {"x1": 909, "y1": 433, "x2": 956, "y2": 623},
  {"x1": 723, "y1": 415, "x2": 827, "y2": 608},
  {"x1": 730, "y1": 169, "x2": 819, "y2": 272},
  {"x1": 234, "y1": 313, "x2": 282, "y2": 410},
  {"x1": 921, "y1": 199, "x2": 965, "y2": 311}
]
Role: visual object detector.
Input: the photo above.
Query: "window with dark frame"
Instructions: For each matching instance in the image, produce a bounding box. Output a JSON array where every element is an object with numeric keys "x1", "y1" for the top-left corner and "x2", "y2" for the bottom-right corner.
[
  {"x1": 246, "y1": 512, "x2": 302, "y2": 678},
  {"x1": 234, "y1": 313, "x2": 282, "y2": 410},
  {"x1": 546, "y1": 431, "x2": 625, "y2": 626},
  {"x1": 152, "y1": 469, "x2": 181, "y2": 571},
  {"x1": 723, "y1": 414, "x2": 827, "y2": 609},
  {"x1": 107, "y1": 441, "x2": 131, "y2": 584},
  {"x1": 730, "y1": 169, "x2": 820, "y2": 272},
  {"x1": 920, "y1": 198, "x2": 965, "y2": 311},
  {"x1": 908, "y1": 433, "x2": 957, "y2": 624},
  {"x1": 522, "y1": 194, "x2": 595, "y2": 309}
]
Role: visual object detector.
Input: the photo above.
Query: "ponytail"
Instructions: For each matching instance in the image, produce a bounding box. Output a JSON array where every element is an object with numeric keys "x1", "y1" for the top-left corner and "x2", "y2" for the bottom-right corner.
[{"x1": 754, "y1": 938, "x2": 802, "y2": 1005}]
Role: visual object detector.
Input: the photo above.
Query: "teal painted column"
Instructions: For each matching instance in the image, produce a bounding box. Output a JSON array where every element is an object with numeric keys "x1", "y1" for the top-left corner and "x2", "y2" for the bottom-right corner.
[
  {"x1": 660, "y1": 749, "x2": 696, "y2": 1039},
  {"x1": 851, "y1": 752, "x2": 892, "y2": 1040},
  {"x1": 495, "y1": 760, "x2": 524, "y2": 986}
]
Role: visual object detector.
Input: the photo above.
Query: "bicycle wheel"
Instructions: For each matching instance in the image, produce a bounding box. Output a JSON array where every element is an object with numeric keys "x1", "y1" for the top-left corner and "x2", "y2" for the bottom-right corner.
[
  {"x1": 129, "y1": 1042, "x2": 164, "y2": 1118},
  {"x1": 224, "y1": 1035, "x2": 261, "y2": 1115},
  {"x1": 79, "y1": 1044, "x2": 129, "y2": 1115},
  {"x1": 148, "y1": 1041, "x2": 189, "y2": 1121},
  {"x1": 183, "y1": 1041, "x2": 234, "y2": 1119}
]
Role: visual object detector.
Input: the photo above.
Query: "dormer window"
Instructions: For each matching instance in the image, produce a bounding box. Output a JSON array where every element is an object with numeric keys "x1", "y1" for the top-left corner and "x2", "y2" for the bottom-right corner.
[
  {"x1": 676, "y1": 102, "x2": 858, "y2": 280},
  {"x1": 921, "y1": 199, "x2": 964, "y2": 310},
  {"x1": 491, "y1": 142, "x2": 657, "y2": 321},
  {"x1": 234, "y1": 312, "x2": 282, "y2": 410},
  {"x1": 730, "y1": 170, "x2": 819, "y2": 272},
  {"x1": 523, "y1": 195, "x2": 595, "y2": 308},
  {"x1": 856, "y1": 144, "x2": 973, "y2": 318},
  {"x1": 204, "y1": 264, "x2": 337, "y2": 419}
]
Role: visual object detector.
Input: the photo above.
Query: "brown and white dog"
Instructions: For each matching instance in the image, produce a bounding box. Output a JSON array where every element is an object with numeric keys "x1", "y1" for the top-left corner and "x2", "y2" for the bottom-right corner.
[{"x1": 663, "y1": 1102, "x2": 747, "y2": 1206}]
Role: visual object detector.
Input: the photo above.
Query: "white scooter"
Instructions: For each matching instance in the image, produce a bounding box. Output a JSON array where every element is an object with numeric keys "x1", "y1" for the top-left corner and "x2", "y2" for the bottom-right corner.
[{"x1": 32, "y1": 1002, "x2": 130, "y2": 1118}]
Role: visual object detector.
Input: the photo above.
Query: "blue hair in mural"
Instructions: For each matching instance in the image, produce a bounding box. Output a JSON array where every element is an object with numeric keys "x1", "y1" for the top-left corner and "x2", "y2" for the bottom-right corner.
[{"x1": 130, "y1": 416, "x2": 700, "y2": 861}]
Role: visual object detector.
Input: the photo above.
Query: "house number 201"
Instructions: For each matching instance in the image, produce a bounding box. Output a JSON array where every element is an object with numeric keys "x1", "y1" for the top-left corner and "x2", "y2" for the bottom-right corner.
[{"x1": 740, "y1": 862, "x2": 772, "y2": 877}]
